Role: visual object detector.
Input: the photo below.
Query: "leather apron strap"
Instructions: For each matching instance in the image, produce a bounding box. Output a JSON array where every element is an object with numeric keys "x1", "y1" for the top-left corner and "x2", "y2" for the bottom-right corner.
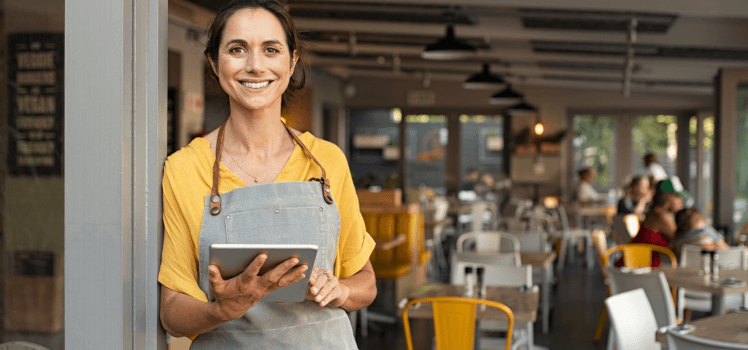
[{"x1": 209, "y1": 122, "x2": 333, "y2": 216}]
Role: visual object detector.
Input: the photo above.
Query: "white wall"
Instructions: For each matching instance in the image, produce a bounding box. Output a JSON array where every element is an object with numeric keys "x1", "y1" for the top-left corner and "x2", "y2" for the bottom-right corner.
[{"x1": 167, "y1": 21, "x2": 205, "y2": 148}]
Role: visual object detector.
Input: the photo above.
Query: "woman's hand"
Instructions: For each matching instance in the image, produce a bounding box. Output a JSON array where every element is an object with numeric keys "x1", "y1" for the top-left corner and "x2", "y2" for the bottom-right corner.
[
  {"x1": 208, "y1": 254, "x2": 308, "y2": 321},
  {"x1": 306, "y1": 268, "x2": 350, "y2": 308}
]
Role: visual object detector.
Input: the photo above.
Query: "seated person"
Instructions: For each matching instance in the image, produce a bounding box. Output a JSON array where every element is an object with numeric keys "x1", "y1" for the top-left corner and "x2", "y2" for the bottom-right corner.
[
  {"x1": 617, "y1": 176, "x2": 652, "y2": 218},
  {"x1": 672, "y1": 207, "x2": 728, "y2": 257},
  {"x1": 575, "y1": 167, "x2": 609, "y2": 206},
  {"x1": 629, "y1": 191, "x2": 684, "y2": 267}
]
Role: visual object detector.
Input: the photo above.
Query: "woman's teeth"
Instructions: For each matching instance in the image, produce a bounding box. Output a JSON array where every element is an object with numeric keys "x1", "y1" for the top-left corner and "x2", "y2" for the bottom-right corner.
[{"x1": 242, "y1": 81, "x2": 269, "y2": 89}]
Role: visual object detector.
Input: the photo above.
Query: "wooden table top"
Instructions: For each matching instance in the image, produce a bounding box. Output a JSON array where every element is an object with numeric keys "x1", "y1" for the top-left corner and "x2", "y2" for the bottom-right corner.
[
  {"x1": 660, "y1": 267, "x2": 748, "y2": 295},
  {"x1": 403, "y1": 283, "x2": 539, "y2": 323},
  {"x1": 455, "y1": 251, "x2": 557, "y2": 269},
  {"x1": 656, "y1": 312, "x2": 748, "y2": 344},
  {"x1": 577, "y1": 205, "x2": 616, "y2": 217}
]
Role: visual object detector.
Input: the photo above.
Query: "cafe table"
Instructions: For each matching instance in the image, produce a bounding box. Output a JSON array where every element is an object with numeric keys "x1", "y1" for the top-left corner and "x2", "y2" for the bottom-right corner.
[
  {"x1": 655, "y1": 312, "x2": 748, "y2": 345},
  {"x1": 660, "y1": 267, "x2": 748, "y2": 315},
  {"x1": 451, "y1": 251, "x2": 557, "y2": 334},
  {"x1": 402, "y1": 283, "x2": 539, "y2": 350}
]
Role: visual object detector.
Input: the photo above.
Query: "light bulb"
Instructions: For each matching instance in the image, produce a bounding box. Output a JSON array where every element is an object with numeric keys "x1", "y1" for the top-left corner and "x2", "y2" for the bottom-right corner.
[{"x1": 534, "y1": 122, "x2": 544, "y2": 135}]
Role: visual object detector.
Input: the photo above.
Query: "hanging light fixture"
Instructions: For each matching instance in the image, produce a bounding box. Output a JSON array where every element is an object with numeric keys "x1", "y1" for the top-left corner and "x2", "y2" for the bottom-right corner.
[
  {"x1": 421, "y1": 25, "x2": 476, "y2": 60},
  {"x1": 534, "y1": 119, "x2": 545, "y2": 135},
  {"x1": 489, "y1": 84, "x2": 523, "y2": 105},
  {"x1": 507, "y1": 101, "x2": 538, "y2": 117},
  {"x1": 463, "y1": 63, "x2": 505, "y2": 90}
]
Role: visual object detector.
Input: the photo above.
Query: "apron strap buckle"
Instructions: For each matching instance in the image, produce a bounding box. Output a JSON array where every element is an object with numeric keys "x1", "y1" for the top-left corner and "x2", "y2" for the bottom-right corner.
[{"x1": 310, "y1": 177, "x2": 334, "y2": 205}]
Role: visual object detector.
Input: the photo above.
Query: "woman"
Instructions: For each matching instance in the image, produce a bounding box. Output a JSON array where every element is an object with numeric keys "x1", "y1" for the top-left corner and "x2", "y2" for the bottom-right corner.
[
  {"x1": 629, "y1": 190, "x2": 683, "y2": 267},
  {"x1": 617, "y1": 176, "x2": 652, "y2": 218},
  {"x1": 575, "y1": 167, "x2": 608, "y2": 206},
  {"x1": 672, "y1": 207, "x2": 728, "y2": 257},
  {"x1": 158, "y1": 1, "x2": 376, "y2": 348}
]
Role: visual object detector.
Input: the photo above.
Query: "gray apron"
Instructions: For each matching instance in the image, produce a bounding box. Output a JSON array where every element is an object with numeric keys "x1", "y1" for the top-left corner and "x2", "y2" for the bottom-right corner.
[{"x1": 191, "y1": 124, "x2": 357, "y2": 349}]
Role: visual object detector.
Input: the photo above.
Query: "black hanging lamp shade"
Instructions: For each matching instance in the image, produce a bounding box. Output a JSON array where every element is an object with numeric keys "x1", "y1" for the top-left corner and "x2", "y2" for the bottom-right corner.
[
  {"x1": 507, "y1": 101, "x2": 539, "y2": 117},
  {"x1": 489, "y1": 84, "x2": 523, "y2": 105},
  {"x1": 421, "y1": 25, "x2": 477, "y2": 60},
  {"x1": 463, "y1": 64, "x2": 506, "y2": 90}
]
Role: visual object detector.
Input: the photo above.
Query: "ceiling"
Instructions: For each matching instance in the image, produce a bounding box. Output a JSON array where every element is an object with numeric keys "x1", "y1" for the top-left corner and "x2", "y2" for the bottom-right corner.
[{"x1": 181, "y1": 0, "x2": 748, "y2": 95}]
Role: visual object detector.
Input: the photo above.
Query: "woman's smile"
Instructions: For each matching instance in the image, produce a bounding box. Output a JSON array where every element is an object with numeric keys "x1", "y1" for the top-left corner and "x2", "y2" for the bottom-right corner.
[{"x1": 241, "y1": 80, "x2": 271, "y2": 89}]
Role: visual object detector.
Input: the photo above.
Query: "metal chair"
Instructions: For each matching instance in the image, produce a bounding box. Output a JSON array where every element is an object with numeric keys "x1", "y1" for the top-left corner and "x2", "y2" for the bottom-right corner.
[
  {"x1": 454, "y1": 231, "x2": 522, "y2": 267},
  {"x1": 449, "y1": 263, "x2": 533, "y2": 350},
  {"x1": 402, "y1": 297, "x2": 515, "y2": 350},
  {"x1": 604, "y1": 289, "x2": 661, "y2": 350},
  {"x1": 666, "y1": 327, "x2": 748, "y2": 350},
  {"x1": 603, "y1": 243, "x2": 677, "y2": 268}
]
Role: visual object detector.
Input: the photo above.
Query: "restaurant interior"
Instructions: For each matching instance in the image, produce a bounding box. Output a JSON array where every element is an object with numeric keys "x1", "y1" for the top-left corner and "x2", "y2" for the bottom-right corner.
[{"x1": 3, "y1": 0, "x2": 748, "y2": 349}]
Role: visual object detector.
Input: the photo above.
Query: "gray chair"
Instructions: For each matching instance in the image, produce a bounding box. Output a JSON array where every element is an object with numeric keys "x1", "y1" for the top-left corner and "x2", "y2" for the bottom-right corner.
[
  {"x1": 0, "y1": 342, "x2": 49, "y2": 350},
  {"x1": 605, "y1": 288, "x2": 660, "y2": 350},
  {"x1": 666, "y1": 328, "x2": 748, "y2": 350},
  {"x1": 607, "y1": 267, "x2": 677, "y2": 328}
]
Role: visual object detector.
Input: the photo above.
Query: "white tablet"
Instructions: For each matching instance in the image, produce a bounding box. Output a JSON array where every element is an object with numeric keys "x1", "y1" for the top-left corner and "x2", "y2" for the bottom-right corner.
[{"x1": 208, "y1": 244, "x2": 318, "y2": 303}]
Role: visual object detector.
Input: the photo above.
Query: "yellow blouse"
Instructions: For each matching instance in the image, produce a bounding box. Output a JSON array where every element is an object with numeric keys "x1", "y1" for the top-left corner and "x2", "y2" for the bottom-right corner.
[{"x1": 158, "y1": 133, "x2": 375, "y2": 305}]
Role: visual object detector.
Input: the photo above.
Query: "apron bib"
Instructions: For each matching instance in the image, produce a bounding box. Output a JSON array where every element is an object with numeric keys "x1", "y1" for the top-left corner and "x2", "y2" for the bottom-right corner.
[{"x1": 191, "y1": 124, "x2": 357, "y2": 350}]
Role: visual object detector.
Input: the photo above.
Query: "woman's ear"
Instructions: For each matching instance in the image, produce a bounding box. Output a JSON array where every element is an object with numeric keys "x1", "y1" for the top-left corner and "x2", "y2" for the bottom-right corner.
[
  {"x1": 208, "y1": 54, "x2": 219, "y2": 78},
  {"x1": 290, "y1": 50, "x2": 299, "y2": 71}
]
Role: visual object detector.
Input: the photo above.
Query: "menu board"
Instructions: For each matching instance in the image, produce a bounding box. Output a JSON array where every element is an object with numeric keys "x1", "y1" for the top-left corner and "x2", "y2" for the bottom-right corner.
[{"x1": 7, "y1": 33, "x2": 64, "y2": 176}]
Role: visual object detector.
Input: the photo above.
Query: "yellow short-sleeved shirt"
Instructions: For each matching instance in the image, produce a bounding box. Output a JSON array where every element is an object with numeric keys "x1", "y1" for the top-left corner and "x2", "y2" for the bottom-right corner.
[{"x1": 158, "y1": 132, "x2": 375, "y2": 305}]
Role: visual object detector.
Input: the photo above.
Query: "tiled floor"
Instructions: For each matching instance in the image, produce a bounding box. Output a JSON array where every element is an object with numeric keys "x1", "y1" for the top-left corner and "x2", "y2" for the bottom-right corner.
[{"x1": 357, "y1": 258, "x2": 614, "y2": 350}]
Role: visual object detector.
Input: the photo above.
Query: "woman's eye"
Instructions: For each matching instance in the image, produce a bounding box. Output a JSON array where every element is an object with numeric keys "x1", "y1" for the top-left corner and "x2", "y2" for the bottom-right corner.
[
  {"x1": 266, "y1": 47, "x2": 280, "y2": 54},
  {"x1": 229, "y1": 47, "x2": 246, "y2": 54}
]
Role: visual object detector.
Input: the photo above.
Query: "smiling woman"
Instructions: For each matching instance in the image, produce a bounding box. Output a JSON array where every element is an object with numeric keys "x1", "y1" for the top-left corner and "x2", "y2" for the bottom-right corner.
[{"x1": 157, "y1": 1, "x2": 376, "y2": 349}]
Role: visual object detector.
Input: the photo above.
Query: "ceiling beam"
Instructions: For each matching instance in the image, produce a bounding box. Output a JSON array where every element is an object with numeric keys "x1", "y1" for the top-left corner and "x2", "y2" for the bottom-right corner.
[{"x1": 309, "y1": 0, "x2": 748, "y2": 19}]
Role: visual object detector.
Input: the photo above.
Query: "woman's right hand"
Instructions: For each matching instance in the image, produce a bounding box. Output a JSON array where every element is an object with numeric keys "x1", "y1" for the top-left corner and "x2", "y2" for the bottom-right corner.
[{"x1": 208, "y1": 254, "x2": 308, "y2": 321}]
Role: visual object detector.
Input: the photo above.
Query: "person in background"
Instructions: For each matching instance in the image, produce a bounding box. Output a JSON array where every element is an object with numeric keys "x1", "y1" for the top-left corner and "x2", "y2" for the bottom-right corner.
[
  {"x1": 462, "y1": 168, "x2": 481, "y2": 191},
  {"x1": 617, "y1": 176, "x2": 652, "y2": 218},
  {"x1": 575, "y1": 167, "x2": 608, "y2": 206},
  {"x1": 672, "y1": 207, "x2": 728, "y2": 257},
  {"x1": 629, "y1": 191, "x2": 684, "y2": 267},
  {"x1": 644, "y1": 153, "x2": 668, "y2": 183}
]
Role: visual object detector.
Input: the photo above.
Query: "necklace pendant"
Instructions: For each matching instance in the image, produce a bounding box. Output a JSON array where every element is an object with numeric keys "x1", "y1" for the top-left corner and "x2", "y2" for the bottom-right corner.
[{"x1": 254, "y1": 178, "x2": 259, "y2": 183}]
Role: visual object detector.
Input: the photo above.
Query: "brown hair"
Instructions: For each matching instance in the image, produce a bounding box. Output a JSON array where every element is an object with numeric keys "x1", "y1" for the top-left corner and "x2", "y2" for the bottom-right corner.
[
  {"x1": 675, "y1": 207, "x2": 704, "y2": 232},
  {"x1": 204, "y1": 0, "x2": 306, "y2": 109},
  {"x1": 644, "y1": 153, "x2": 658, "y2": 166}
]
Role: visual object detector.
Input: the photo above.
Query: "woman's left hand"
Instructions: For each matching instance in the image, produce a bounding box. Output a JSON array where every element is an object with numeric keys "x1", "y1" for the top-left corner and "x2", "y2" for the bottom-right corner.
[{"x1": 306, "y1": 268, "x2": 350, "y2": 308}]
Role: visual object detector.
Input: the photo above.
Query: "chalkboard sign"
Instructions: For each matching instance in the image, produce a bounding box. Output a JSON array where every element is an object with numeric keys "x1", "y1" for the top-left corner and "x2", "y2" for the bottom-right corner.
[{"x1": 7, "y1": 33, "x2": 64, "y2": 176}]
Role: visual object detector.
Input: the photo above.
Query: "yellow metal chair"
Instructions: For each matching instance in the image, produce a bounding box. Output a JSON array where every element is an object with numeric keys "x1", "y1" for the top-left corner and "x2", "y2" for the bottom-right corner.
[
  {"x1": 602, "y1": 243, "x2": 677, "y2": 268},
  {"x1": 590, "y1": 229, "x2": 612, "y2": 343},
  {"x1": 401, "y1": 297, "x2": 514, "y2": 350}
]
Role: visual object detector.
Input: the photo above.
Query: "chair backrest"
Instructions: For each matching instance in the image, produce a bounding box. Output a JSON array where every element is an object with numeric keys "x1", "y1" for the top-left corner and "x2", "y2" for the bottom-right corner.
[
  {"x1": 0, "y1": 342, "x2": 50, "y2": 350},
  {"x1": 513, "y1": 231, "x2": 550, "y2": 252},
  {"x1": 680, "y1": 245, "x2": 748, "y2": 270},
  {"x1": 612, "y1": 214, "x2": 639, "y2": 244},
  {"x1": 591, "y1": 229, "x2": 610, "y2": 281},
  {"x1": 607, "y1": 267, "x2": 677, "y2": 328},
  {"x1": 451, "y1": 262, "x2": 531, "y2": 288},
  {"x1": 402, "y1": 296, "x2": 514, "y2": 350},
  {"x1": 666, "y1": 328, "x2": 748, "y2": 350},
  {"x1": 603, "y1": 244, "x2": 677, "y2": 268},
  {"x1": 456, "y1": 231, "x2": 520, "y2": 254},
  {"x1": 604, "y1": 288, "x2": 660, "y2": 350}
]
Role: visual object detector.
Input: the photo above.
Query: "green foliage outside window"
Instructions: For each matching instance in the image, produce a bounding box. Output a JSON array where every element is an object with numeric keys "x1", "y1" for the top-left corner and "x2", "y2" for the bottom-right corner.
[
  {"x1": 632, "y1": 115, "x2": 677, "y2": 157},
  {"x1": 573, "y1": 116, "x2": 616, "y2": 189}
]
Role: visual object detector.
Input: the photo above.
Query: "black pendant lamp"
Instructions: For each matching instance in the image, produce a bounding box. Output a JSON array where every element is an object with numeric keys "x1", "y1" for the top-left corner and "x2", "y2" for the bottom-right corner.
[
  {"x1": 463, "y1": 64, "x2": 506, "y2": 90},
  {"x1": 489, "y1": 84, "x2": 523, "y2": 105},
  {"x1": 421, "y1": 25, "x2": 477, "y2": 60},
  {"x1": 507, "y1": 101, "x2": 539, "y2": 117}
]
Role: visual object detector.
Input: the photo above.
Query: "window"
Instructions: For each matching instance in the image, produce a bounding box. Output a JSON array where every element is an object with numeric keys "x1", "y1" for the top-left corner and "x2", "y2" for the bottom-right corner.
[
  {"x1": 632, "y1": 114, "x2": 678, "y2": 179},
  {"x1": 572, "y1": 115, "x2": 617, "y2": 191}
]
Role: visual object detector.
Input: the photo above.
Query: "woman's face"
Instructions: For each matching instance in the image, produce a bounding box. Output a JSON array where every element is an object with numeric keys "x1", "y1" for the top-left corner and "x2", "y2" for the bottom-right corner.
[
  {"x1": 212, "y1": 8, "x2": 298, "y2": 114},
  {"x1": 667, "y1": 196, "x2": 684, "y2": 213},
  {"x1": 634, "y1": 178, "x2": 650, "y2": 197}
]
